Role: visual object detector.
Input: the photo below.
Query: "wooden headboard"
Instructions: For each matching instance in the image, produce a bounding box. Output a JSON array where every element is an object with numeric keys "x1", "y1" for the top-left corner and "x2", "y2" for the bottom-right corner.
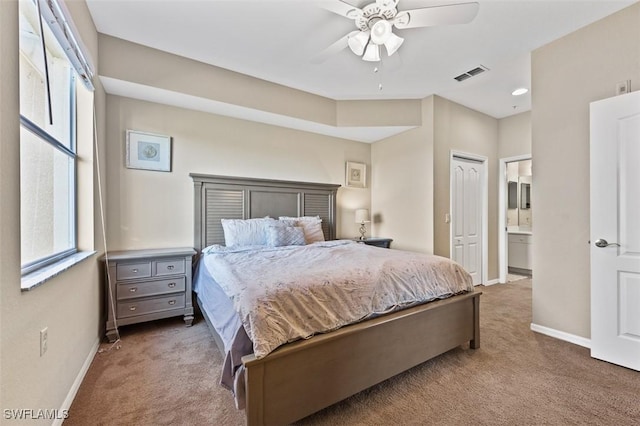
[{"x1": 191, "y1": 174, "x2": 341, "y2": 251}]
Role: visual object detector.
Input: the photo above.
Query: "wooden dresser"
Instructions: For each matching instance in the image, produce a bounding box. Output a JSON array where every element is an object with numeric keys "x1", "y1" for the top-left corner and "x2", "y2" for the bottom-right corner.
[{"x1": 101, "y1": 247, "x2": 196, "y2": 342}]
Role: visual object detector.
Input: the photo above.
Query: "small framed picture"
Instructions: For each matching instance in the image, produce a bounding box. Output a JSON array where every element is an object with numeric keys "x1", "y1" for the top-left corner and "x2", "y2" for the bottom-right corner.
[
  {"x1": 346, "y1": 161, "x2": 367, "y2": 188},
  {"x1": 126, "y1": 130, "x2": 172, "y2": 172}
]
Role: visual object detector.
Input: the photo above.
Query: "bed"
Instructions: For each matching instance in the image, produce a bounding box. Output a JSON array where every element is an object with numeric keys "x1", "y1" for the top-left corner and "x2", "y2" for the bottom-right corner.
[{"x1": 191, "y1": 173, "x2": 481, "y2": 425}]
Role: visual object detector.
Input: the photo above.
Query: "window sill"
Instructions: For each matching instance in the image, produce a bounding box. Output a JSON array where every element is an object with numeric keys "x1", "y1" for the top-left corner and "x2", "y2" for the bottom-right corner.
[{"x1": 21, "y1": 250, "x2": 96, "y2": 291}]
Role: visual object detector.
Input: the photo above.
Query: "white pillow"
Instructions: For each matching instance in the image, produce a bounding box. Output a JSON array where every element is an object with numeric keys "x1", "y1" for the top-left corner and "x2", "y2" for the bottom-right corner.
[
  {"x1": 221, "y1": 217, "x2": 277, "y2": 247},
  {"x1": 278, "y1": 216, "x2": 325, "y2": 244},
  {"x1": 266, "y1": 225, "x2": 306, "y2": 247}
]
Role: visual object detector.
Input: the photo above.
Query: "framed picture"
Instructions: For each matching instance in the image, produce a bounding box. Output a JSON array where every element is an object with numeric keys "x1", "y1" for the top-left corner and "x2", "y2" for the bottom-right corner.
[
  {"x1": 126, "y1": 130, "x2": 172, "y2": 172},
  {"x1": 346, "y1": 161, "x2": 367, "y2": 188}
]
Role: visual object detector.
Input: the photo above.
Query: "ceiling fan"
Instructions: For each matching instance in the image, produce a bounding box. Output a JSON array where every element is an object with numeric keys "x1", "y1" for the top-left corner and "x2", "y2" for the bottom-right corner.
[{"x1": 318, "y1": 0, "x2": 479, "y2": 62}]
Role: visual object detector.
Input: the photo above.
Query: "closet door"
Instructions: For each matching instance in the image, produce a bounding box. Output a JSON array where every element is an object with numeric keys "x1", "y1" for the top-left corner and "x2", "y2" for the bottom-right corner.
[{"x1": 451, "y1": 156, "x2": 483, "y2": 285}]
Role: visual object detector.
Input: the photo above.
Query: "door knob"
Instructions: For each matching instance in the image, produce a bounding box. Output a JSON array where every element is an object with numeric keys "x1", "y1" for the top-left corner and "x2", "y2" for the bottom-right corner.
[{"x1": 594, "y1": 239, "x2": 620, "y2": 248}]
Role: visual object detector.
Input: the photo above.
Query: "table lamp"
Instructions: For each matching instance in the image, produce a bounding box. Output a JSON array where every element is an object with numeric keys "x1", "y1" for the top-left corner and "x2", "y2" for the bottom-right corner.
[{"x1": 355, "y1": 209, "x2": 370, "y2": 240}]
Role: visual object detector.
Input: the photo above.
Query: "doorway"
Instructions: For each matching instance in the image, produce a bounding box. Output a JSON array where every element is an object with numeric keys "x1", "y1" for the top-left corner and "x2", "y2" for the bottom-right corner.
[
  {"x1": 498, "y1": 155, "x2": 533, "y2": 283},
  {"x1": 450, "y1": 151, "x2": 488, "y2": 286}
]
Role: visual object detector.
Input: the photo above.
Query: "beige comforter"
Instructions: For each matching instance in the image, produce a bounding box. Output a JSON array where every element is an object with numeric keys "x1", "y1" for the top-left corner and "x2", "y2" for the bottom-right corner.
[{"x1": 202, "y1": 240, "x2": 473, "y2": 358}]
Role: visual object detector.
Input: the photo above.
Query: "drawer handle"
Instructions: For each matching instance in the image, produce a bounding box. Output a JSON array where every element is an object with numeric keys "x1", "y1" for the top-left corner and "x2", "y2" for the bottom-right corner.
[
  {"x1": 167, "y1": 265, "x2": 175, "y2": 270},
  {"x1": 168, "y1": 300, "x2": 176, "y2": 306},
  {"x1": 132, "y1": 268, "x2": 138, "y2": 273},
  {"x1": 129, "y1": 287, "x2": 137, "y2": 293},
  {"x1": 129, "y1": 306, "x2": 137, "y2": 311},
  {"x1": 168, "y1": 282, "x2": 176, "y2": 288}
]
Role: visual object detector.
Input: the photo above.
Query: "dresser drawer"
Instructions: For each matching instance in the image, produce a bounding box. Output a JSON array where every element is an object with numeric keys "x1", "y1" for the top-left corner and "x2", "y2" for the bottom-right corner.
[
  {"x1": 116, "y1": 262, "x2": 152, "y2": 280},
  {"x1": 155, "y1": 258, "x2": 185, "y2": 276},
  {"x1": 117, "y1": 277, "x2": 186, "y2": 301},
  {"x1": 117, "y1": 294, "x2": 186, "y2": 319},
  {"x1": 508, "y1": 234, "x2": 532, "y2": 244}
]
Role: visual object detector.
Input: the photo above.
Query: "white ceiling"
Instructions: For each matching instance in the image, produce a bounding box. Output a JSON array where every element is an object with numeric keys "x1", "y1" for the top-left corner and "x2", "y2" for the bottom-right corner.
[{"x1": 86, "y1": 0, "x2": 637, "y2": 140}]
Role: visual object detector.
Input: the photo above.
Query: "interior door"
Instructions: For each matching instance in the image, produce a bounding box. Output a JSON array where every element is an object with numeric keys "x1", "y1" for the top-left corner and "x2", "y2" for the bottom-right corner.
[
  {"x1": 590, "y1": 90, "x2": 640, "y2": 371},
  {"x1": 451, "y1": 156, "x2": 483, "y2": 285}
]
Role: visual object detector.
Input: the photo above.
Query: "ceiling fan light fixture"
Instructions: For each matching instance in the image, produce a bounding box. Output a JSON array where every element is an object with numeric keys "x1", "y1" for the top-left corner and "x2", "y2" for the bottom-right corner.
[
  {"x1": 370, "y1": 19, "x2": 392, "y2": 45},
  {"x1": 348, "y1": 30, "x2": 370, "y2": 56},
  {"x1": 384, "y1": 33, "x2": 404, "y2": 56},
  {"x1": 362, "y1": 43, "x2": 380, "y2": 61}
]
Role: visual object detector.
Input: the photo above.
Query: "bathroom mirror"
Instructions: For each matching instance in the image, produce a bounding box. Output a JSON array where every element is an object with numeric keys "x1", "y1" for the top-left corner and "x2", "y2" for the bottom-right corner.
[
  {"x1": 520, "y1": 183, "x2": 531, "y2": 209},
  {"x1": 508, "y1": 181, "x2": 518, "y2": 209}
]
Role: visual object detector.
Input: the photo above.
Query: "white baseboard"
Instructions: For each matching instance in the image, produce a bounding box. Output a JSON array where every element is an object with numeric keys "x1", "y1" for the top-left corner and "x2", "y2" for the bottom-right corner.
[
  {"x1": 54, "y1": 337, "x2": 100, "y2": 426},
  {"x1": 483, "y1": 278, "x2": 500, "y2": 286},
  {"x1": 530, "y1": 323, "x2": 591, "y2": 349}
]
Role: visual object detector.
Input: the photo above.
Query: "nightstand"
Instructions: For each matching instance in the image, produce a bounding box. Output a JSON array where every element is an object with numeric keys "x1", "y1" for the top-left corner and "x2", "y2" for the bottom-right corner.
[
  {"x1": 101, "y1": 247, "x2": 196, "y2": 342},
  {"x1": 354, "y1": 237, "x2": 393, "y2": 249}
]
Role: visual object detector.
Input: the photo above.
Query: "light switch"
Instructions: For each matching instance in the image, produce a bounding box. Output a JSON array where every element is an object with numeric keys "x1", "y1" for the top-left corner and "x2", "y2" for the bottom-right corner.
[{"x1": 445, "y1": 213, "x2": 451, "y2": 223}]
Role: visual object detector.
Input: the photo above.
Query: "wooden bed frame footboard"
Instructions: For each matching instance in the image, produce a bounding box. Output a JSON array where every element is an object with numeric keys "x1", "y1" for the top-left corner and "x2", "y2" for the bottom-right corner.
[{"x1": 242, "y1": 291, "x2": 481, "y2": 426}]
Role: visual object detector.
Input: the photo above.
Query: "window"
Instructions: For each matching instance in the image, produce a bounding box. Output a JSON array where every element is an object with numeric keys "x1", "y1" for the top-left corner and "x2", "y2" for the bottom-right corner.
[{"x1": 19, "y1": 0, "x2": 92, "y2": 276}]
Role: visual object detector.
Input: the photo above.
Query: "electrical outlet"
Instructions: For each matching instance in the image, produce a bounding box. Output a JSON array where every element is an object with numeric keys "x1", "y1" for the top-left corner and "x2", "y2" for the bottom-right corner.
[
  {"x1": 40, "y1": 327, "x2": 48, "y2": 356},
  {"x1": 616, "y1": 80, "x2": 631, "y2": 96}
]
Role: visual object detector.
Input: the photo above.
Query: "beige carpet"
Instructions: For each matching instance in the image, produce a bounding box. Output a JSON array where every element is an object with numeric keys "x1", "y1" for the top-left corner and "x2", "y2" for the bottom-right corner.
[
  {"x1": 66, "y1": 279, "x2": 640, "y2": 425},
  {"x1": 507, "y1": 273, "x2": 528, "y2": 282}
]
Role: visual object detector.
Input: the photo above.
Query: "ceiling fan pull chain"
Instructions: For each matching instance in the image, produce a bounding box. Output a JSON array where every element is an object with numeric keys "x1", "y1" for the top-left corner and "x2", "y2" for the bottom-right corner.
[{"x1": 376, "y1": 60, "x2": 384, "y2": 91}]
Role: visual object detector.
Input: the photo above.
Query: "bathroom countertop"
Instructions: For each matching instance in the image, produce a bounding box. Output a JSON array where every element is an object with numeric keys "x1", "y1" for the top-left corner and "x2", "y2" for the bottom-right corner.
[{"x1": 507, "y1": 227, "x2": 533, "y2": 235}]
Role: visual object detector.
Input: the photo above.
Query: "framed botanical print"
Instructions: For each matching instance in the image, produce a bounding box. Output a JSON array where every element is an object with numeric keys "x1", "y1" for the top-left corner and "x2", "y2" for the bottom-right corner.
[
  {"x1": 346, "y1": 161, "x2": 366, "y2": 188},
  {"x1": 126, "y1": 130, "x2": 172, "y2": 172}
]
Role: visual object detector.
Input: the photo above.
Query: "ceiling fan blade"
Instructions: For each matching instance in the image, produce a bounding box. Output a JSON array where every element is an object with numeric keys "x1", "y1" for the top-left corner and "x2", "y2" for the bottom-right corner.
[
  {"x1": 394, "y1": 2, "x2": 479, "y2": 30},
  {"x1": 311, "y1": 31, "x2": 358, "y2": 63},
  {"x1": 318, "y1": 0, "x2": 363, "y2": 19}
]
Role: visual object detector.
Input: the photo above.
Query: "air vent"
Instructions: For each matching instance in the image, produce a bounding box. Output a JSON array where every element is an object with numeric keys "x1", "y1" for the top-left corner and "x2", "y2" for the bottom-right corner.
[{"x1": 454, "y1": 65, "x2": 489, "y2": 82}]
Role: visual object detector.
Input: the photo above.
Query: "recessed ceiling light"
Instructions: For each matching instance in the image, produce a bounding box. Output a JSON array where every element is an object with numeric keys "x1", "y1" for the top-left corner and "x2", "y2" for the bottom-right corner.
[{"x1": 512, "y1": 88, "x2": 529, "y2": 96}]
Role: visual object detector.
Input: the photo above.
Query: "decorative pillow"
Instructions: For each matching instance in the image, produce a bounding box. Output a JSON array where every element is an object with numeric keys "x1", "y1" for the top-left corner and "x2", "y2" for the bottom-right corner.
[
  {"x1": 266, "y1": 225, "x2": 306, "y2": 247},
  {"x1": 221, "y1": 217, "x2": 277, "y2": 247},
  {"x1": 278, "y1": 216, "x2": 325, "y2": 244}
]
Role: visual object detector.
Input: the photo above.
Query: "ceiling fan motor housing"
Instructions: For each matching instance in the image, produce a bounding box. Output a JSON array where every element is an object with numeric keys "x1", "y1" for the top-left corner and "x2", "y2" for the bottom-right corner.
[{"x1": 355, "y1": 2, "x2": 398, "y2": 31}]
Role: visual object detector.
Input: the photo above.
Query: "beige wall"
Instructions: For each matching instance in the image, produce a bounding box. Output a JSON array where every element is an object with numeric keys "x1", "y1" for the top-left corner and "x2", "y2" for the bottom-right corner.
[
  {"x1": 372, "y1": 95, "x2": 501, "y2": 282},
  {"x1": 531, "y1": 2, "x2": 640, "y2": 338},
  {"x1": 433, "y1": 96, "x2": 499, "y2": 281},
  {"x1": 105, "y1": 96, "x2": 371, "y2": 249},
  {"x1": 336, "y1": 99, "x2": 422, "y2": 127},
  {"x1": 99, "y1": 34, "x2": 337, "y2": 126},
  {"x1": 0, "y1": 0, "x2": 20, "y2": 412},
  {"x1": 498, "y1": 111, "x2": 531, "y2": 159},
  {"x1": 371, "y1": 96, "x2": 434, "y2": 253},
  {"x1": 0, "y1": 0, "x2": 107, "y2": 420}
]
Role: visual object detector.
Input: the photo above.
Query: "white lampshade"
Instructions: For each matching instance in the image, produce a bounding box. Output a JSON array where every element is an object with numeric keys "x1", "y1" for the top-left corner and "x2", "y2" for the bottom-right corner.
[
  {"x1": 348, "y1": 31, "x2": 370, "y2": 56},
  {"x1": 370, "y1": 20, "x2": 392, "y2": 45},
  {"x1": 355, "y1": 209, "x2": 370, "y2": 224},
  {"x1": 384, "y1": 33, "x2": 404, "y2": 56},
  {"x1": 362, "y1": 43, "x2": 380, "y2": 62}
]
